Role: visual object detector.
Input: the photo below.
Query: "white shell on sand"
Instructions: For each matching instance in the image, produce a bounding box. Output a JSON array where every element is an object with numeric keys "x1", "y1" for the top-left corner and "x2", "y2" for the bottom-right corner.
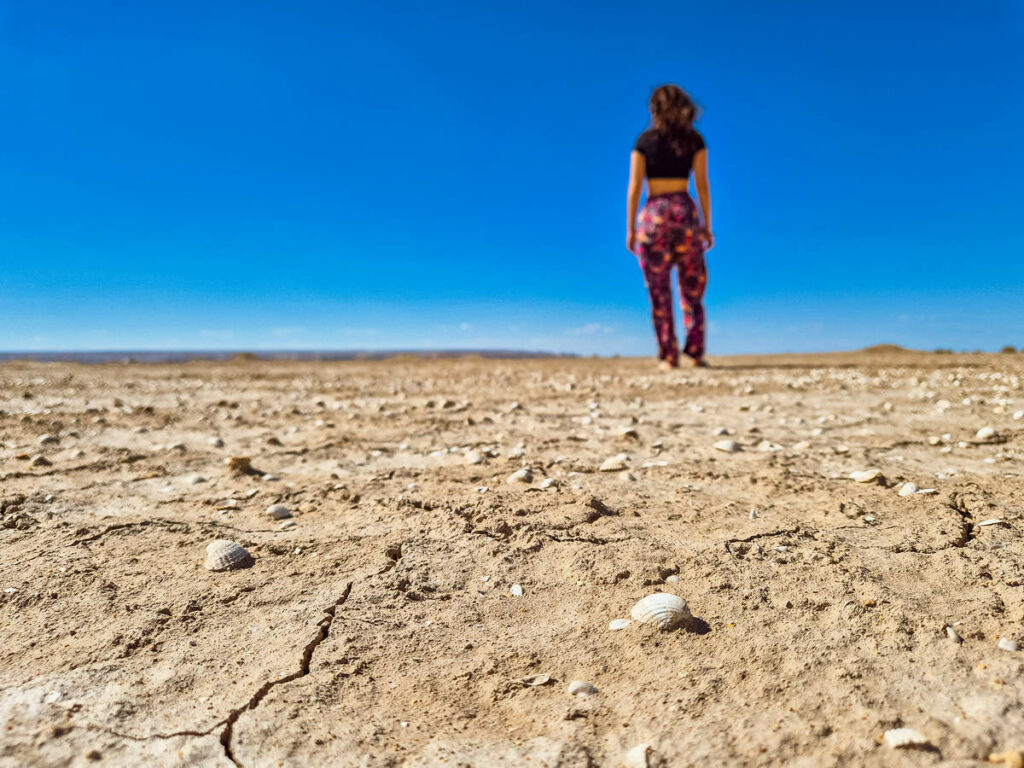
[
  {"x1": 714, "y1": 440, "x2": 740, "y2": 453},
  {"x1": 267, "y1": 504, "x2": 292, "y2": 520},
  {"x1": 712, "y1": 427, "x2": 729, "y2": 436},
  {"x1": 620, "y1": 471, "x2": 637, "y2": 482},
  {"x1": 37, "y1": 434, "x2": 58, "y2": 445},
  {"x1": 509, "y1": 583, "x2": 524, "y2": 597},
  {"x1": 945, "y1": 625, "x2": 962, "y2": 643},
  {"x1": 791, "y1": 441, "x2": 811, "y2": 451},
  {"x1": 278, "y1": 519, "x2": 296, "y2": 530},
  {"x1": 630, "y1": 593, "x2": 691, "y2": 630},
  {"x1": 507, "y1": 468, "x2": 533, "y2": 484},
  {"x1": 617, "y1": 426, "x2": 640, "y2": 440},
  {"x1": 599, "y1": 454, "x2": 628, "y2": 472},
  {"x1": 609, "y1": 618, "x2": 632, "y2": 631},
  {"x1": 976, "y1": 426, "x2": 997, "y2": 441},
  {"x1": 884, "y1": 728, "x2": 929, "y2": 749},
  {"x1": 757, "y1": 440, "x2": 783, "y2": 452},
  {"x1": 898, "y1": 483, "x2": 919, "y2": 497},
  {"x1": 567, "y1": 680, "x2": 597, "y2": 698},
  {"x1": 978, "y1": 519, "x2": 1005, "y2": 527},
  {"x1": 998, "y1": 637, "x2": 1019, "y2": 652},
  {"x1": 1014, "y1": 410, "x2": 1024, "y2": 420},
  {"x1": 850, "y1": 469, "x2": 882, "y2": 483},
  {"x1": 624, "y1": 743, "x2": 653, "y2": 768},
  {"x1": 521, "y1": 674, "x2": 550, "y2": 686},
  {"x1": 204, "y1": 540, "x2": 253, "y2": 571},
  {"x1": 539, "y1": 478, "x2": 558, "y2": 489},
  {"x1": 464, "y1": 450, "x2": 484, "y2": 465}
]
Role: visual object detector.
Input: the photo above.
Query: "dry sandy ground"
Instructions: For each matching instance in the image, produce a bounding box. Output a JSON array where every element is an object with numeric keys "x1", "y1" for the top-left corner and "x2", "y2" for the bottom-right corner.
[{"x1": 2, "y1": 352, "x2": 1024, "y2": 768}]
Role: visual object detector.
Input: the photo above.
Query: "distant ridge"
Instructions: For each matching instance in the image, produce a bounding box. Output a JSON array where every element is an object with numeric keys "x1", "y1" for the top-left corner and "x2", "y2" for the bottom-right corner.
[
  {"x1": 859, "y1": 344, "x2": 914, "y2": 354},
  {"x1": 0, "y1": 349, "x2": 577, "y2": 364}
]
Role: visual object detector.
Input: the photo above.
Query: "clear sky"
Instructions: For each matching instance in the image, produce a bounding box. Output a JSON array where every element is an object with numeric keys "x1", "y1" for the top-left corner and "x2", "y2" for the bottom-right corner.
[{"x1": 1, "y1": 0, "x2": 1022, "y2": 355}]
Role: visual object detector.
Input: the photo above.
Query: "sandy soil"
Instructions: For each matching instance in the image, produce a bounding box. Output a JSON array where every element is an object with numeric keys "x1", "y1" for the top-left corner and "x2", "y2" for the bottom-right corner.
[{"x1": 2, "y1": 352, "x2": 1024, "y2": 768}]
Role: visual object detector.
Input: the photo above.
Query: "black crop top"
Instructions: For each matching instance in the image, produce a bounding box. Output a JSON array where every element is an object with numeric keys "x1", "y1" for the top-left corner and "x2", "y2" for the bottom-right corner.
[{"x1": 633, "y1": 128, "x2": 706, "y2": 179}]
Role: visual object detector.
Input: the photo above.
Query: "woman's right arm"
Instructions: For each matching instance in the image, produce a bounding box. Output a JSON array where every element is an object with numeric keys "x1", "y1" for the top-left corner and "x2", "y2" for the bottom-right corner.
[
  {"x1": 626, "y1": 150, "x2": 646, "y2": 253},
  {"x1": 693, "y1": 148, "x2": 714, "y2": 250}
]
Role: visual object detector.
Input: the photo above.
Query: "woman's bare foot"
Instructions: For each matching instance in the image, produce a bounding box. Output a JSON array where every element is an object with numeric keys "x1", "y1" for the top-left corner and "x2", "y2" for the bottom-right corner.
[
  {"x1": 691, "y1": 358, "x2": 709, "y2": 368},
  {"x1": 658, "y1": 360, "x2": 677, "y2": 371}
]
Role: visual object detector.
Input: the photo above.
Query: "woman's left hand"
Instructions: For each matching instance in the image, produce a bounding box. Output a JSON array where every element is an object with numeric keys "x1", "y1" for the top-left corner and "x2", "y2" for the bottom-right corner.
[
  {"x1": 626, "y1": 230, "x2": 636, "y2": 253},
  {"x1": 702, "y1": 229, "x2": 715, "y2": 251}
]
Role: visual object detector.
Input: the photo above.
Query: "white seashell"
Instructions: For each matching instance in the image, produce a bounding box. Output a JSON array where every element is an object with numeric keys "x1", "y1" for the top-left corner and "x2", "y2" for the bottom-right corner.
[
  {"x1": 539, "y1": 478, "x2": 558, "y2": 489},
  {"x1": 624, "y1": 743, "x2": 653, "y2": 768},
  {"x1": 749, "y1": 509, "x2": 758, "y2": 519},
  {"x1": 204, "y1": 540, "x2": 253, "y2": 571},
  {"x1": 928, "y1": 436, "x2": 941, "y2": 445},
  {"x1": 884, "y1": 728, "x2": 929, "y2": 749},
  {"x1": 278, "y1": 519, "x2": 296, "y2": 530},
  {"x1": 976, "y1": 426, "x2": 996, "y2": 441},
  {"x1": 849, "y1": 469, "x2": 882, "y2": 483},
  {"x1": 757, "y1": 440, "x2": 783, "y2": 452},
  {"x1": 465, "y1": 450, "x2": 484, "y2": 465},
  {"x1": 792, "y1": 441, "x2": 811, "y2": 451},
  {"x1": 712, "y1": 427, "x2": 729, "y2": 436},
  {"x1": 618, "y1": 427, "x2": 639, "y2": 440},
  {"x1": 714, "y1": 440, "x2": 740, "y2": 453},
  {"x1": 1014, "y1": 410, "x2": 1024, "y2": 420},
  {"x1": 599, "y1": 454, "x2": 628, "y2": 472},
  {"x1": 978, "y1": 519, "x2": 1005, "y2": 527},
  {"x1": 630, "y1": 593, "x2": 691, "y2": 630},
  {"x1": 898, "y1": 483, "x2": 919, "y2": 497},
  {"x1": 609, "y1": 618, "x2": 632, "y2": 631},
  {"x1": 916, "y1": 488, "x2": 938, "y2": 495},
  {"x1": 567, "y1": 680, "x2": 597, "y2": 698},
  {"x1": 520, "y1": 674, "x2": 550, "y2": 686},
  {"x1": 509, "y1": 584, "x2": 524, "y2": 597},
  {"x1": 620, "y1": 471, "x2": 637, "y2": 482},
  {"x1": 189, "y1": 474, "x2": 207, "y2": 485},
  {"x1": 507, "y1": 468, "x2": 533, "y2": 484},
  {"x1": 267, "y1": 504, "x2": 292, "y2": 520},
  {"x1": 999, "y1": 637, "x2": 1019, "y2": 652},
  {"x1": 508, "y1": 447, "x2": 526, "y2": 458},
  {"x1": 945, "y1": 625, "x2": 962, "y2": 643},
  {"x1": 665, "y1": 574, "x2": 680, "y2": 583}
]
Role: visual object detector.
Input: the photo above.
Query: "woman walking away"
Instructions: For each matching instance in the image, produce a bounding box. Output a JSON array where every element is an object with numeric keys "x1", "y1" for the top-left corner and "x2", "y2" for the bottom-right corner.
[{"x1": 627, "y1": 84, "x2": 713, "y2": 369}]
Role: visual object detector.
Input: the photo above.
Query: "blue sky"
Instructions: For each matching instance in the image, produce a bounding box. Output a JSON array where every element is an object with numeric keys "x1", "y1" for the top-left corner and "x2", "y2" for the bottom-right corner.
[{"x1": 1, "y1": 0, "x2": 1021, "y2": 354}]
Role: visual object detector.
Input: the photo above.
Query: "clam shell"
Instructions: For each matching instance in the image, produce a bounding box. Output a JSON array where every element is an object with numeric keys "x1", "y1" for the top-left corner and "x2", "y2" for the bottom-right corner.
[
  {"x1": 567, "y1": 680, "x2": 597, "y2": 697},
  {"x1": 898, "y1": 483, "x2": 918, "y2": 497},
  {"x1": 630, "y1": 593, "x2": 691, "y2": 630},
  {"x1": 267, "y1": 504, "x2": 292, "y2": 520},
  {"x1": 609, "y1": 618, "x2": 632, "y2": 631},
  {"x1": 204, "y1": 539, "x2": 253, "y2": 571},
  {"x1": 599, "y1": 454, "x2": 628, "y2": 472},
  {"x1": 507, "y1": 468, "x2": 533, "y2": 484},
  {"x1": 976, "y1": 426, "x2": 996, "y2": 441},
  {"x1": 849, "y1": 469, "x2": 882, "y2": 483},
  {"x1": 714, "y1": 439, "x2": 740, "y2": 453}
]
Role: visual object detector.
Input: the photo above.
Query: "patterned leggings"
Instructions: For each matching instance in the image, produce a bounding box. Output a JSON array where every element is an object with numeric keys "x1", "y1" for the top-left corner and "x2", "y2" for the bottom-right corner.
[{"x1": 635, "y1": 191, "x2": 707, "y2": 366}]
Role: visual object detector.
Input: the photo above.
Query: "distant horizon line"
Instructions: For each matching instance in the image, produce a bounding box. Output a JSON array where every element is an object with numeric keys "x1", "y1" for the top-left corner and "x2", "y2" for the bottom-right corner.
[{"x1": 0, "y1": 344, "x2": 1019, "y2": 364}]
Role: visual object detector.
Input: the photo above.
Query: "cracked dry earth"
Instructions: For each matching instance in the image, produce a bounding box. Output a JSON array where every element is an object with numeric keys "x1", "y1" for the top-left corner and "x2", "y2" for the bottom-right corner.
[{"x1": 2, "y1": 353, "x2": 1024, "y2": 768}]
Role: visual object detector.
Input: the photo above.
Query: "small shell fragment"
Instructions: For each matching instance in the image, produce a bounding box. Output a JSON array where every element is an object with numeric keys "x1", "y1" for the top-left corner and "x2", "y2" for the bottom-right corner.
[
  {"x1": 539, "y1": 478, "x2": 558, "y2": 489},
  {"x1": 599, "y1": 454, "x2": 629, "y2": 472},
  {"x1": 945, "y1": 625, "x2": 962, "y2": 643},
  {"x1": 714, "y1": 440, "x2": 740, "y2": 453},
  {"x1": 630, "y1": 593, "x2": 691, "y2": 630},
  {"x1": 204, "y1": 540, "x2": 253, "y2": 571},
  {"x1": 624, "y1": 743, "x2": 653, "y2": 768},
  {"x1": 567, "y1": 680, "x2": 597, "y2": 698},
  {"x1": 979, "y1": 519, "x2": 1006, "y2": 527},
  {"x1": 976, "y1": 426, "x2": 997, "y2": 441},
  {"x1": 464, "y1": 450, "x2": 484, "y2": 465},
  {"x1": 998, "y1": 637, "x2": 1020, "y2": 652},
  {"x1": 849, "y1": 469, "x2": 882, "y2": 483},
  {"x1": 509, "y1": 583, "x2": 524, "y2": 597},
  {"x1": 883, "y1": 727, "x2": 930, "y2": 749},
  {"x1": 609, "y1": 618, "x2": 632, "y2": 631},
  {"x1": 898, "y1": 483, "x2": 919, "y2": 497}
]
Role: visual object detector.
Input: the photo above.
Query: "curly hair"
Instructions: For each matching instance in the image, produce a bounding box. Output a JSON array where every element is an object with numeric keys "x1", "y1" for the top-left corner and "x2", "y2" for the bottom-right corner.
[{"x1": 649, "y1": 84, "x2": 701, "y2": 155}]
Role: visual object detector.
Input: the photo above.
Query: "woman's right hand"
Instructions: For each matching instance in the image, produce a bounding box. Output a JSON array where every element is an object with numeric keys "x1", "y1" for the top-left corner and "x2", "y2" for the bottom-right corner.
[
  {"x1": 702, "y1": 229, "x2": 715, "y2": 251},
  {"x1": 626, "y1": 230, "x2": 636, "y2": 254}
]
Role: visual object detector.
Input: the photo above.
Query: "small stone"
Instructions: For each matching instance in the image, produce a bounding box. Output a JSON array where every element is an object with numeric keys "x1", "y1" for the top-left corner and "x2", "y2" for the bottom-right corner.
[
  {"x1": 567, "y1": 680, "x2": 597, "y2": 698},
  {"x1": 29, "y1": 455, "x2": 52, "y2": 468},
  {"x1": 168, "y1": 442, "x2": 186, "y2": 452},
  {"x1": 539, "y1": 478, "x2": 558, "y2": 489},
  {"x1": 189, "y1": 475, "x2": 207, "y2": 485},
  {"x1": 791, "y1": 441, "x2": 811, "y2": 451},
  {"x1": 945, "y1": 625, "x2": 962, "y2": 643},
  {"x1": 976, "y1": 426, "x2": 997, "y2": 441},
  {"x1": 712, "y1": 427, "x2": 729, "y2": 436},
  {"x1": 898, "y1": 482, "x2": 919, "y2": 497},
  {"x1": 928, "y1": 436, "x2": 941, "y2": 446},
  {"x1": 619, "y1": 471, "x2": 637, "y2": 482},
  {"x1": 267, "y1": 504, "x2": 292, "y2": 520},
  {"x1": 507, "y1": 468, "x2": 533, "y2": 484},
  {"x1": 509, "y1": 583, "x2": 524, "y2": 597},
  {"x1": 623, "y1": 744, "x2": 653, "y2": 768},
  {"x1": 713, "y1": 440, "x2": 740, "y2": 453},
  {"x1": 37, "y1": 434, "x2": 58, "y2": 445},
  {"x1": 464, "y1": 450, "x2": 484, "y2": 465},
  {"x1": 209, "y1": 437, "x2": 225, "y2": 448},
  {"x1": 278, "y1": 519, "x2": 296, "y2": 530},
  {"x1": 978, "y1": 519, "x2": 1006, "y2": 527},
  {"x1": 1014, "y1": 410, "x2": 1024, "y2": 420},
  {"x1": 998, "y1": 637, "x2": 1020, "y2": 652},
  {"x1": 665, "y1": 574, "x2": 680, "y2": 583},
  {"x1": 883, "y1": 727, "x2": 930, "y2": 749},
  {"x1": 225, "y1": 456, "x2": 252, "y2": 473},
  {"x1": 749, "y1": 509, "x2": 758, "y2": 519},
  {"x1": 609, "y1": 619, "x2": 632, "y2": 630},
  {"x1": 263, "y1": 474, "x2": 280, "y2": 482}
]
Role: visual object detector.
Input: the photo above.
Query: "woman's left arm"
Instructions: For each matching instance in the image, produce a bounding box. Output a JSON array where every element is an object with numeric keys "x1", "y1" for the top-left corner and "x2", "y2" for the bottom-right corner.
[
  {"x1": 692, "y1": 148, "x2": 714, "y2": 250},
  {"x1": 626, "y1": 150, "x2": 645, "y2": 253}
]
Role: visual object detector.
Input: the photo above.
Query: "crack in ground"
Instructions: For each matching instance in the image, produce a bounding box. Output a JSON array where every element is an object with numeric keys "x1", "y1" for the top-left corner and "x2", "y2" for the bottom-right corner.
[{"x1": 218, "y1": 582, "x2": 353, "y2": 767}]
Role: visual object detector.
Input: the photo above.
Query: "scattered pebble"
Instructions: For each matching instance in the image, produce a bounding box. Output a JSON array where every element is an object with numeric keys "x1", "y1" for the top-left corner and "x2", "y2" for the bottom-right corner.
[
  {"x1": 976, "y1": 426, "x2": 997, "y2": 441},
  {"x1": 539, "y1": 477, "x2": 558, "y2": 489},
  {"x1": 507, "y1": 468, "x2": 533, "y2": 484},
  {"x1": 37, "y1": 434, "x2": 58, "y2": 445},
  {"x1": 29, "y1": 455, "x2": 52, "y2": 468},
  {"x1": 509, "y1": 583, "x2": 524, "y2": 597}
]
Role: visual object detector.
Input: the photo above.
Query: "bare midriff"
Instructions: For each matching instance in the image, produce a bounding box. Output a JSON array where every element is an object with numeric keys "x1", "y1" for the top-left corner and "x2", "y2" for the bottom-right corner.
[{"x1": 647, "y1": 177, "x2": 690, "y2": 196}]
